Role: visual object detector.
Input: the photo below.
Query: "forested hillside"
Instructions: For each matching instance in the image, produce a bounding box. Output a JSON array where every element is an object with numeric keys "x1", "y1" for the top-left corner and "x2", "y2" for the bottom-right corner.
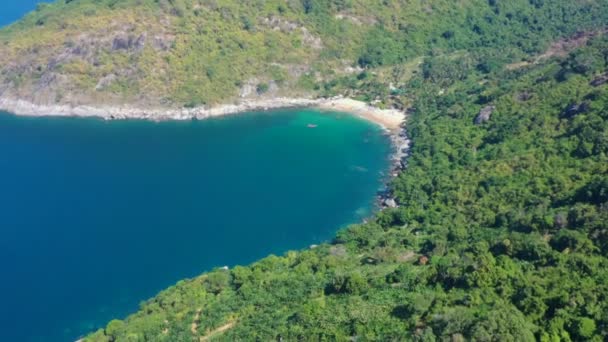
[
  {"x1": 3, "y1": 0, "x2": 605, "y2": 340},
  {"x1": 0, "y1": 0, "x2": 607, "y2": 108},
  {"x1": 84, "y1": 9, "x2": 608, "y2": 342}
]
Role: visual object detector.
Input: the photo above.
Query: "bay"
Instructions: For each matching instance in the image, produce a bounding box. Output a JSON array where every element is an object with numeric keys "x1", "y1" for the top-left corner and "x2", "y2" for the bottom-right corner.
[{"x1": 0, "y1": 109, "x2": 391, "y2": 341}]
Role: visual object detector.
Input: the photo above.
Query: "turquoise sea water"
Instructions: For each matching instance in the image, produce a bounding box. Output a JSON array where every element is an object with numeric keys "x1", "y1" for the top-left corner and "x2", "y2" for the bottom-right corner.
[{"x1": 0, "y1": 109, "x2": 391, "y2": 341}]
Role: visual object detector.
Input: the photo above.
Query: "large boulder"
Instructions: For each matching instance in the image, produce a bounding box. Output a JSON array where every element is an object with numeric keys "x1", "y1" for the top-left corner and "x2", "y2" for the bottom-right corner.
[
  {"x1": 590, "y1": 73, "x2": 608, "y2": 87},
  {"x1": 384, "y1": 198, "x2": 397, "y2": 208},
  {"x1": 474, "y1": 105, "x2": 495, "y2": 124},
  {"x1": 111, "y1": 33, "x2": 146, "y2": 51},
  {"x1": 562, "y1": 102, "x2": 590, "y2": 118}
]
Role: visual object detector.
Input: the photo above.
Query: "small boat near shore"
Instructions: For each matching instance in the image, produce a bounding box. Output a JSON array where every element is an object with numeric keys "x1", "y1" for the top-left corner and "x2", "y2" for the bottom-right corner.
[{"x1": 307, "y1": 124, "x2": 318, "y2": 128}]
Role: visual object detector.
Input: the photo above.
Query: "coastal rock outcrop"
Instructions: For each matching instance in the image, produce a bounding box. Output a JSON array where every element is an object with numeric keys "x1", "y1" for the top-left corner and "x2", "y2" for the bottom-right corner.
[
  {"x1": 377, "y1": 125, "x2": 410, "y2": 210},
  {"x1": 384, "y1": 198, "x2": 397, "y2": 208}
]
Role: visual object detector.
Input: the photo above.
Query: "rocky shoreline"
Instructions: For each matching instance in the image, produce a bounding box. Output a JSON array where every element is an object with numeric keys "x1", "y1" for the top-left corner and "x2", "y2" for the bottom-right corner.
[
  {"x1": 377, "y1": 122, "x2": 410, "y2": 210},
  {"x1": 0, "y1": 96, "x2": 404, "y2": 130},
  {"x1": 0, "y1": 94, "x2": 409, "y2": 210}
]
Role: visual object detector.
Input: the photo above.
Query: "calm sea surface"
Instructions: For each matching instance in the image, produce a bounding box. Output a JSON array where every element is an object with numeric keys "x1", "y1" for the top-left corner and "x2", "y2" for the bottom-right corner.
[
  {"x1": 0, "y1": 109, "x2": 391, "y2": 341},
  {"x1": 0, "y1": 3, "x2": 391, "y2": 341},
  {"x1": 0, "y1": 0, "x2": 50, "y2": 27}
]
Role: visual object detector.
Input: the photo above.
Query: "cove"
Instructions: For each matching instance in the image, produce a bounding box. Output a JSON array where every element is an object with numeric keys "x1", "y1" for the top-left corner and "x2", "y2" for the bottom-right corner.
[{"x1": 0, "y1": 109, "x2": 392, "y2": 341}]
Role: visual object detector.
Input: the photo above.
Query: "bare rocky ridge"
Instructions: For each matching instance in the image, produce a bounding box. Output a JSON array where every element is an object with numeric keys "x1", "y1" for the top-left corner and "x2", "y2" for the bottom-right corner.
[
  {"x1": 0, "y1": 5, "x2": 336, "y2": 110},
  {"x1": 0, "y1": 19, "x2": 176, "y2": 106}
]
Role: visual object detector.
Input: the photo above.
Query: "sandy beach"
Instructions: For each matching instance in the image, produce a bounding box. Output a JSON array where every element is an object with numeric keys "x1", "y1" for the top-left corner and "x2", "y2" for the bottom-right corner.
[
  {"x1": 316, "y1": 98, "x2": 405, "y2": 132},
  {"x1": 0, "y1": 96, "x2": 405, "y2": 131}
]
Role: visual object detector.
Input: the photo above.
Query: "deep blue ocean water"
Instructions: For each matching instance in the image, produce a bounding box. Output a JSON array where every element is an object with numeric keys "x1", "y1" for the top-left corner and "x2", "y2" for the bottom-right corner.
[
  {"x1": 0, "y1": 109, "x2": 391, "y2": 341},
  {"x1": 0, "y1": 0, "x2": 49, "y2": 27},
  {"x1": 0, "y1": 3, "x2": 391, "y2": 341}
]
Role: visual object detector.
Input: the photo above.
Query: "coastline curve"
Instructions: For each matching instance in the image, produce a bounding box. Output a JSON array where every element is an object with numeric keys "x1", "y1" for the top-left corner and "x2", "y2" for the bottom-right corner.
[
  {"x1": 0, "y1": 94, "x2": 410, "y2": 209},
  {"x1": 0, "y1": 96, "x2": 404, "y2": 131}
]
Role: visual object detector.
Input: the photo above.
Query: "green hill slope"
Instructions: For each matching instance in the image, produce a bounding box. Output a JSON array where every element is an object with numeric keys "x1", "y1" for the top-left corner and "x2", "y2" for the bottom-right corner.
[
  {"x1": 83, "y1": 33, "x2": 608, "y2": 341},
  {"x1": 1, "y1": 0, "x2": 607, "y2": 341},
  {"x1": 0, "y1": 0, "x2": 606, "y2": 108}
]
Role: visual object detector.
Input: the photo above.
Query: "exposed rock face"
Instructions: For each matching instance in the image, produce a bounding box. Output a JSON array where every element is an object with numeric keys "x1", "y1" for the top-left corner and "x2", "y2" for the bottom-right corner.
[
  {"x1": 300, "y1": 27, "x2": 323, "y2": 50},
  {"x1": 562, "y1": 102, "x2": 590, "y2": 118},
  {"x1": 267, "y1": 80, "x2": 279, "y2": 95},
  {"x1": 152, "y1": 35, "x2": 173, "y2": 51},
  {"x1": 111, "y1": 36, "x2": 129, "y2": 50},
  {"x1": 261, "y1": 16, "x2": 322, "y2": 49},
  {"x1": 329, "y1": 245, "x2": 347, "y2": 257},
  {"x1": 590, "y1": 73, "x2": 608, "y2": 87},
  {"x1": 263, "y1": 16, "x2": 300, "y2": 32},
  {"x1": 334, "y1": 13, "x2": 378, "y2": 25},
  {"x1": 34, "y1": 72, "x2": 59, "y2": 91},
  {"x1": 517, "y1": 92, "x2": 533, "y2": 102},
  {"x1": 384, "y1": 198, "x2": 397, "y2": 208},
  {"x1": 111, "y1": 33, "x2": 146, "y2": 51},
  {"x1": 0, "y1": 20, "x2": 173, "y2": 107},
  {"x1": 418, "y1": 256, "x2": 429, "y2": 265},
  {"x1": 239, "y1": 81, "x2": 257, "y2": 98},
  {"x1": 239, "y1": 78, "x2": 281, "y2": 98},
  {"x1": 95, "y1": 74, "x2": 117, "y2": 91},
  {"x1": 474, "y1": 105, "x2": 495, "y2": 124},
  {"x1": 377, "y1": 126, "x2": 410, "y2": 209},
  {"x1": 554, "y1": 212, "x2": 568, "y2": 229}
]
